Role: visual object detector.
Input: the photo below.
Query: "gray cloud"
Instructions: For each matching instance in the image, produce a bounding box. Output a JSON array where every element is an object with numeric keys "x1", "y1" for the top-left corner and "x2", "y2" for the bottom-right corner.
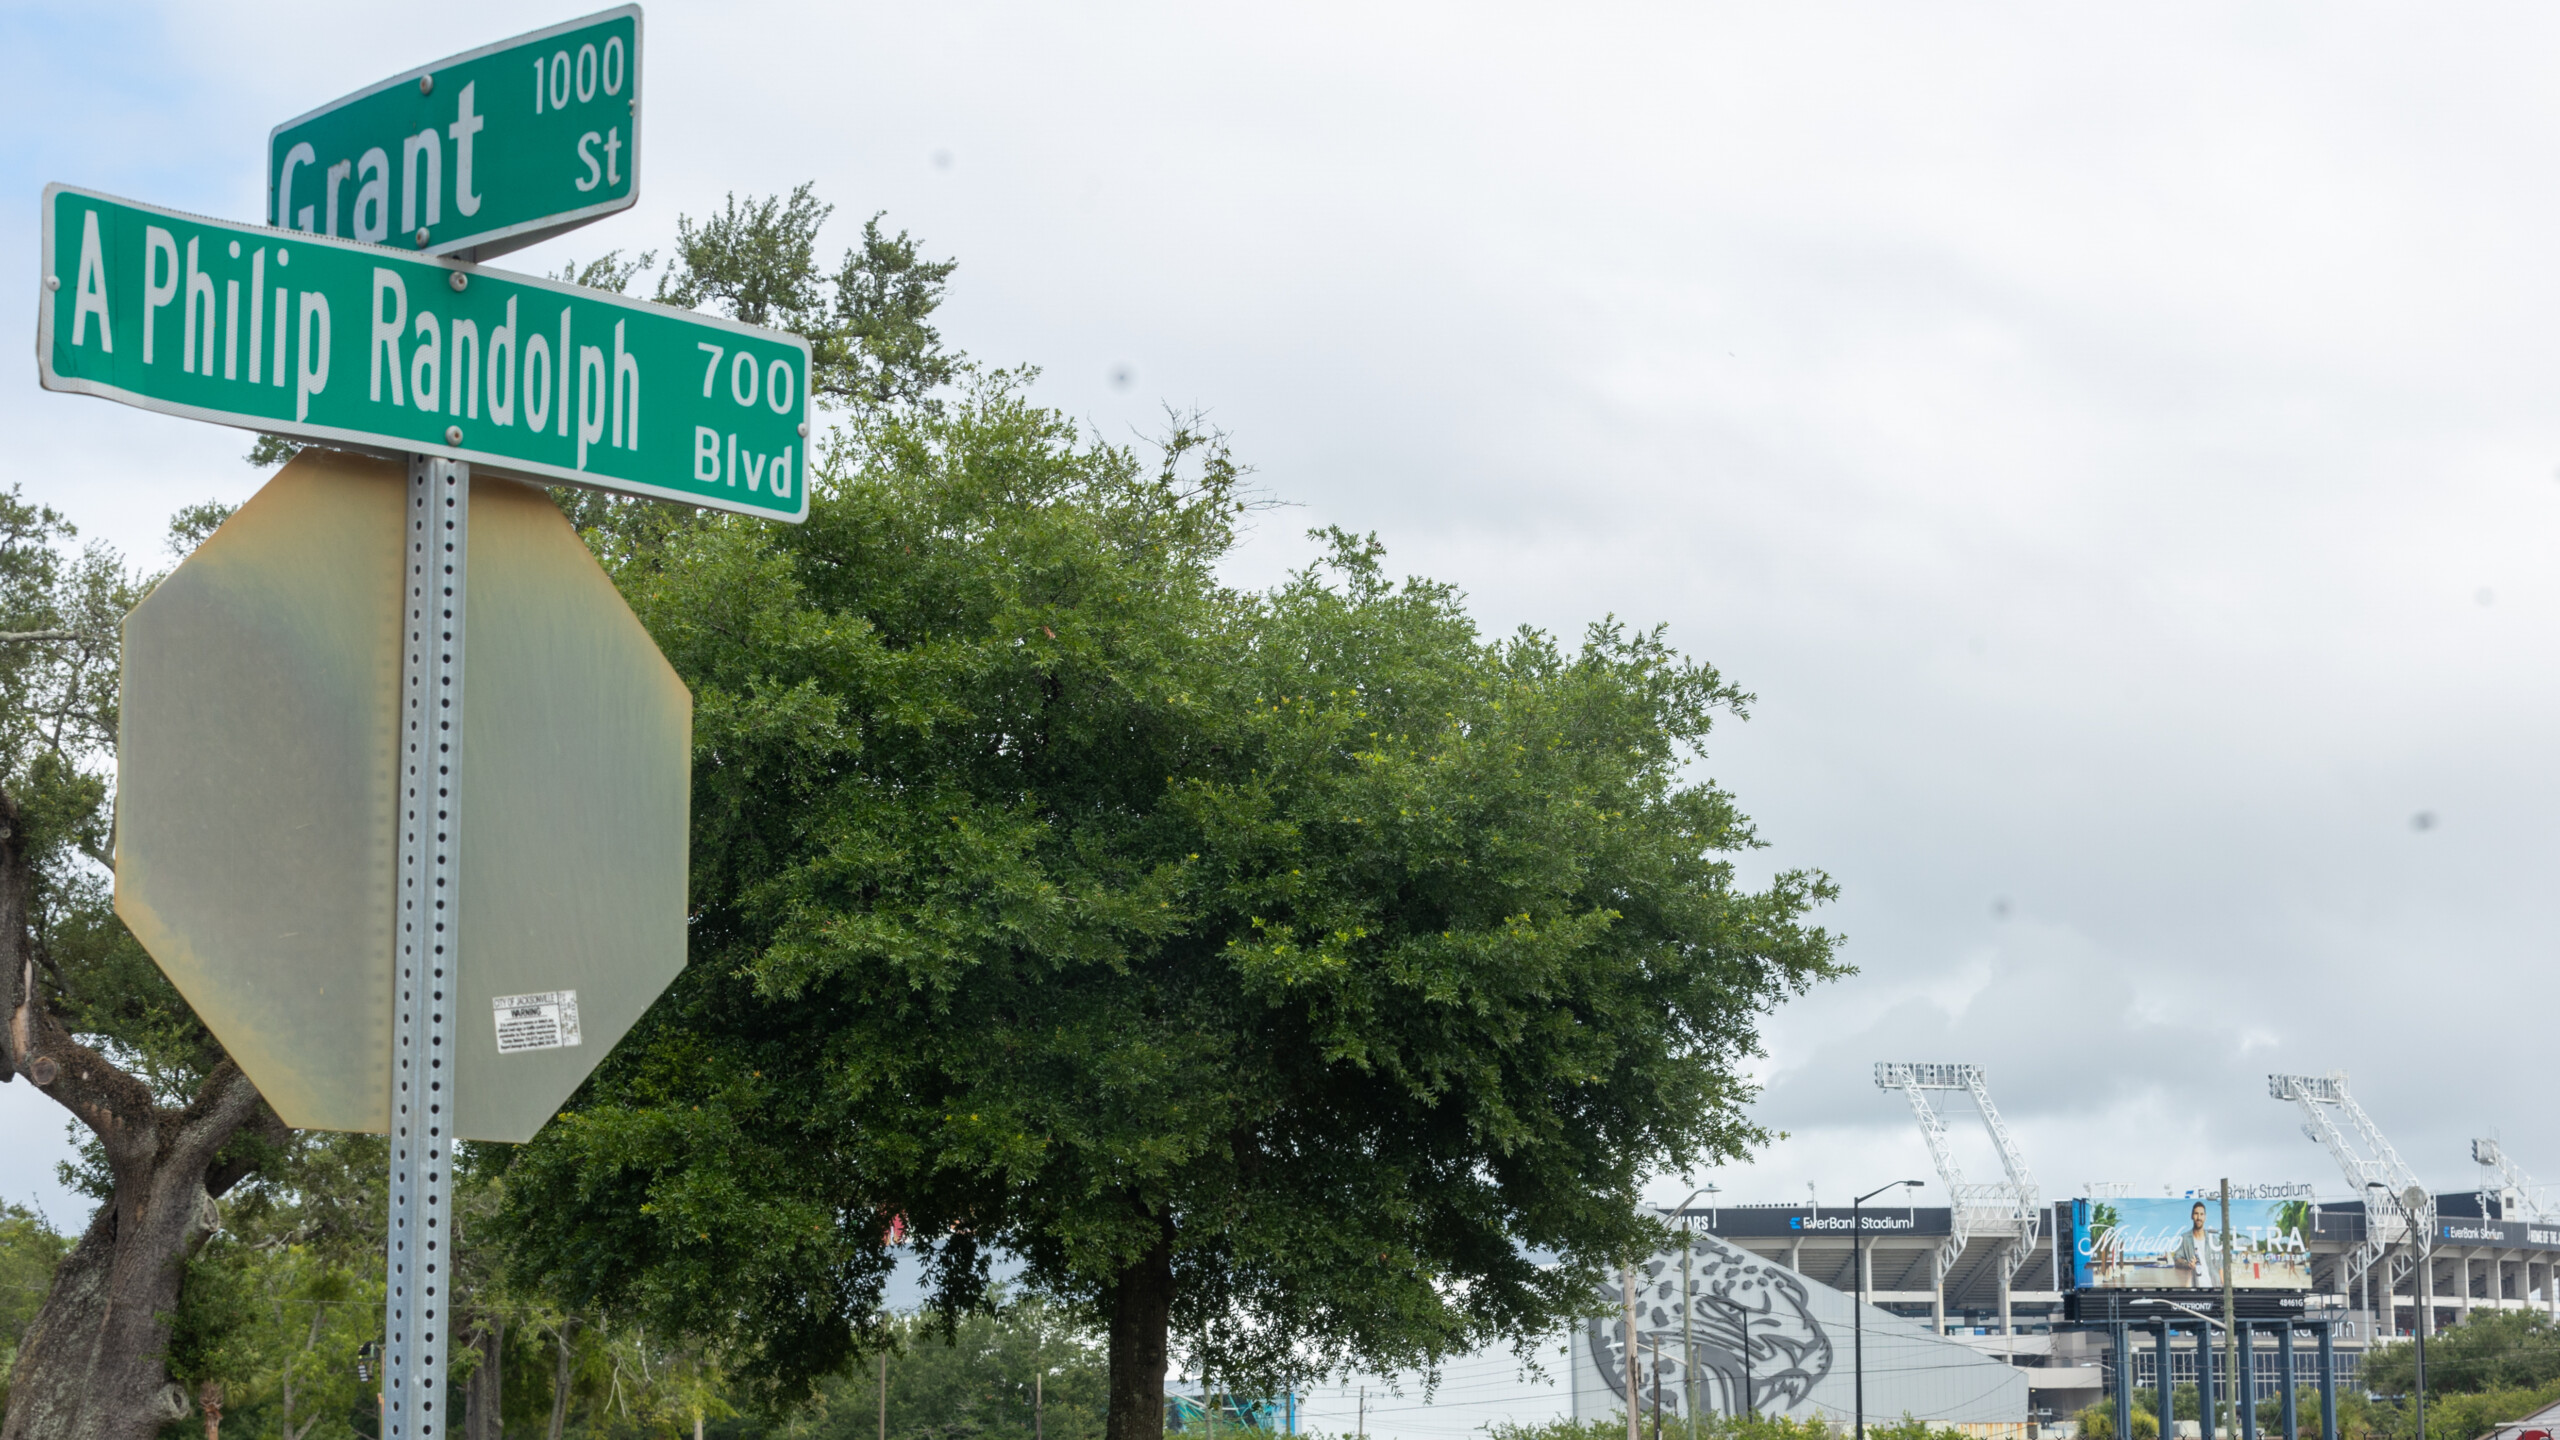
[{"x1": 6, "y1": 1, "x2": 2558, "y2": 1231}]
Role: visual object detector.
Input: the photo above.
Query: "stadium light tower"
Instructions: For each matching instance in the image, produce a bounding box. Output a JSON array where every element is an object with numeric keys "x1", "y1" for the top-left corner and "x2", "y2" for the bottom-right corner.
[
  {"x1": 2471, "y1": 1138, "x2": 2552, "y2": 1224},
  {"x1": 2270, "y1": 1072, "x2": 2431, "y2": 1337},
  {"x1": 1873, "y1": 1063, "x2": 2043, "y2": 1320}
]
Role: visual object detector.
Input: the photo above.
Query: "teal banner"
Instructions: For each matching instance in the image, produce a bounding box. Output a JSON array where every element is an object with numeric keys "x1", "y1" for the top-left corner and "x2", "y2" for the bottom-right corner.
[{"x1": 38, "y1": 184, "x2": 810, "y2": 521}]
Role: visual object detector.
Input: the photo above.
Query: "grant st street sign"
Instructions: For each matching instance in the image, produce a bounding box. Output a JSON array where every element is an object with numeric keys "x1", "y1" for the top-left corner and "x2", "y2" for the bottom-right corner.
[
  {"x1": 39, "y1": 184, "x2": 811, "y2": 521},
  {"x1": 269, "y1": 6, "x2": 641, "y2": 260}
]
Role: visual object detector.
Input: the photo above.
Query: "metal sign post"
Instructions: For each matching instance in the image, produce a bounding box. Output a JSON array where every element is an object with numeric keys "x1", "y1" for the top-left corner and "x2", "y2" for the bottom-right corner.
[
  {"x1": 383, "y1": 456, "x2": 468, "y2": 1435},
  {"x1": 46, "y1": 8, "x2": 812, "y2": 1430}
]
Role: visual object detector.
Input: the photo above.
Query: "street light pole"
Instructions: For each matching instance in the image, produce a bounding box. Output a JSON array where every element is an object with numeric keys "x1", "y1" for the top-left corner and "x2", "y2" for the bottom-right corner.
[
  {"x1": 1664, "y1": 1186, "x2": 1719, "y2": 1440},
  {"x1": 2371, "y1": 1183, "x2": 2431, "y2": 1440},
  {"x1": 1854, "y1": 1179, "x2": 1925, "y2": 1440},
  {"x1": 2220, "y1": 1179, "x2": 2241, "y2": 1438}
]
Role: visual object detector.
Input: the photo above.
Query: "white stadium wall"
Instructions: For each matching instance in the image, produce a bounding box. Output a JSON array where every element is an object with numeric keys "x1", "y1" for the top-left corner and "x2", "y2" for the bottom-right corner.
[{"x1": 1571, "y1": 1230, "x2": 2029, "y2": 1429}]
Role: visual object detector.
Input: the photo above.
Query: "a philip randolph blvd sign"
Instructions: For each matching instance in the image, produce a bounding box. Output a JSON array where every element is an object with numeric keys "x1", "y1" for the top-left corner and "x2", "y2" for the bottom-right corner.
[
  {"x1": 270, "y1": 7, "x2": 641, "y2": 260},
  {"x1": 38, "y1": 184, "x2": 810, "y2": 521}
]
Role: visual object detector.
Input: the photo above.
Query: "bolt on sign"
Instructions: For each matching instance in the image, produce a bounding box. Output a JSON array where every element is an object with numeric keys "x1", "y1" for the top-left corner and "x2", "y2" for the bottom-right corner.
[
  {"x1": 269, "y1": 7, "x2": 642, "y2": 261},
  {"x1": 38, "y1": 184, "x2": 810, "y2": 521}
]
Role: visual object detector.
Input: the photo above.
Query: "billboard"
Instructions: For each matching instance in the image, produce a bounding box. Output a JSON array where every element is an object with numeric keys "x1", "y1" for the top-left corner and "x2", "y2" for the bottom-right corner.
[{"x1": 2072, "y1": 1197, "x2": 2313, "y2": 1291}]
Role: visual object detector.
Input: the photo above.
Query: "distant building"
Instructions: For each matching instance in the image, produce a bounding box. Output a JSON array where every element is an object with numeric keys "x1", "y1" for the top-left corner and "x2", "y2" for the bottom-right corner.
[
  {"x1": 1685, "y1": 1193, "x2": 2560, "y2": 1340},
  {"x1": 1571, "y1": 1228, "x2": 2031, "y2": 1433}
]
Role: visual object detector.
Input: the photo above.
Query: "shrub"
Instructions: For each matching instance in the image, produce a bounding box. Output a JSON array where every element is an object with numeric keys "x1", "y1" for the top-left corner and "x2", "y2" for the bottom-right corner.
[{"x1": 2076, "y1": 1401, "x2": 2160, "y2": 1440}]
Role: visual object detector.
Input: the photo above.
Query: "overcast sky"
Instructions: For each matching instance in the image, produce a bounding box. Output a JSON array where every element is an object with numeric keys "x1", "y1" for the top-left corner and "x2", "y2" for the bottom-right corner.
[{"x1": 8, "y1": 2, "x2": 2560, "y2": 1414}]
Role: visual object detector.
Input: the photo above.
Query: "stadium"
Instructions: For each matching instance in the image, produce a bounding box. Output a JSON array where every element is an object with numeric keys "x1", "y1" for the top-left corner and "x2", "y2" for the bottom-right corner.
[{"x1": 1568, "y1": 1065, "x2": 2560, "y2": 1436}]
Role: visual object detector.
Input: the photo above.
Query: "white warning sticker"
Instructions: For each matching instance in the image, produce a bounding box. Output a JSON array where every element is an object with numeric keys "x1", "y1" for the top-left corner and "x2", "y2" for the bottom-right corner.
[{"x1": 492, "y1": 990, "x2": 583, "y2": 1054}]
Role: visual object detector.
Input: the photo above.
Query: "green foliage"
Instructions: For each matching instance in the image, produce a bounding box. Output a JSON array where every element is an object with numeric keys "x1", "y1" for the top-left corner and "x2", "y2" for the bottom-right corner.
[
  {"x1": 152, "y1": 1132, "x2": 389, "y2": 1439},
  {"x1": 2076, "y1": 1400, "x2": 2160, "y2": 1440},
  {"x1": 0, "y1": 489, "x2": 224, "y2": 1092},
  {"x1": 1861, "y1": 1417, "x2": 1982, "y2": 1440},
  {"x1": 2332, "y1": 1387, "x2": 2381, "y2": 1440},
  {"x1": 2273, "y1": 1200, "x2": 2312, "y2": 1245},
  {"x1": 2257, "y1": 1390, "x2": 2329, "y2": 1438},
  {"x1": 656, "y1": 182, "x2": 958, "y2": 408},
  {"x1": 1482, "y1": 1413, "x2": 1939, "y2": 1440},
  {"x1": 2340, "y1": 1378, "x2": 2560, "y2": 1440},
  {"x1": 656, "y1": 183, "x2": 830, "y2": 328},
  {"x1": 497, "y1": 364, "x2": 1843, "y2": 1407},
  {"x1": 2413, "y1": 1380, "x2": 2560, "y2": 1440},
  {"x1": 243, "y1": 434, "x2": 301, "y2": 468},
  {"x1": 2364, "y1": 1311, "x2": 2560, "y2": 1396},
  {"x1": 2232, "y1": 1361, "x2": 2560, "y2": 1440},
  {"x1": 820, "y1": 214, "x2": 961, "y2": 408},
  {"x1": 552, "y1": 181, "x2": 954, "y2": 540},
  {"x1": 0, "y1": 488, "x2": 123, "y2": 796},
  {"x1": 1726, "y1": 1421, "x2": 1842, "y2": 1440},
  {"x1": 2128, "y1": 1383, "x2": 2199, "y2": 1422},
  {"x1": 773, "y1": 1295, "x2": 1107, "y2": 1440},
  {"x1": 553, "y1": 248, "x2": 659, "y2": 294},
  {"x1": 163, "y1": 500, "x2": 236, "y2": 556},
  {"x1": 1483, "y1": 1416, "x2": 1639, "y2": 1440},
  {"x1": 2350, "y1": 1314, "x2": 2560, "y2": 1440},
  {"x1": 0, "y1": 1202, "x2": 72, "y2": 1414}
]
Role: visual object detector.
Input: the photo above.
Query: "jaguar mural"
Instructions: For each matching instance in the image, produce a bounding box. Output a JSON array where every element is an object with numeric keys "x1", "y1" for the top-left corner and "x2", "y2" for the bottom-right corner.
[{"x1": 1585, "y1": 1234, "x2": 1835, "y2": 1419}]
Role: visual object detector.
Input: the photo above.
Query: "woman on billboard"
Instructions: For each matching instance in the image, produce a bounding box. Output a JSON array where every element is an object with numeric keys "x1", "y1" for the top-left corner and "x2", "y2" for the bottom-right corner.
[{"x1": 2170, "y1": 1201, "x2": 2220, "y2": 1288}]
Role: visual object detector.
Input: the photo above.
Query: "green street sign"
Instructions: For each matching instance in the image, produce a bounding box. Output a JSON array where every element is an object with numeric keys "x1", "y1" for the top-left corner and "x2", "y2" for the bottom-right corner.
[
  {"x1": 39, "y1": 184, "x2": 811, "y2": 521},
  {"x1": 268, "y1": 6, "x2": 641, "y2": 261}
]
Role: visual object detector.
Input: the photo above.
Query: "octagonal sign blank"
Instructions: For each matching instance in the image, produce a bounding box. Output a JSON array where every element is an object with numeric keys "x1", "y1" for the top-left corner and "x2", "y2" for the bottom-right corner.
[{"x1": 115, "y1": 448, "x2": 691, "y2": 1142}]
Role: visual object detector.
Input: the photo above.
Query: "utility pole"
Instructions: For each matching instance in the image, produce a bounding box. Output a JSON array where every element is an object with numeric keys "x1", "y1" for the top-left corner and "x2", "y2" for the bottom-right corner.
[
  {"x1": 1626, "y1": 1264, "x2": 1642, "y2": 1440},
  {"x1": 2393, "y1": 1185, "x2": 2433, "y2": 1440},
  {"x1": 1854, "y1": 1178, "x2": 1925, "y2": 1440},
  {"x1": 1683, "y1": 1227, "x2": 1695, "y2": 1440},
  {"x1": 1357, "y1": 1386, "x2": 1365, "y2": 1440},
  {"x1": 1036, "y1": 1371, "x2": 1044, "y2": 1440},
  {"x1": 1666, "y1": 1184, "x2": 1718, "y2": 1440},
  {"x1": 2221, "y1": 1180, "x2": 2242, "y2": 1437},
  {"x1": 1649, "y1": 1337, "x2": 1665, "y2": 1440},
  {"x1": 879, "y1": 1349, "x2": 889, "y2": 1440}
]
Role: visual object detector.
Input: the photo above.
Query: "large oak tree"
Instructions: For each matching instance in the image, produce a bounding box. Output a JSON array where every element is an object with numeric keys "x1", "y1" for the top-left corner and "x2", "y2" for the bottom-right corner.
[
  {"x1": 498, "y1": 338, "x2": 1845, "y2": 1435},
  {"x1": 0, "y1": 495, "x2": 296, "y2": 1440}
]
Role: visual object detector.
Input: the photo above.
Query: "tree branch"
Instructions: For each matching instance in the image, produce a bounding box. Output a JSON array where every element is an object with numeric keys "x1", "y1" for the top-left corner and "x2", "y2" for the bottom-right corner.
[
  {"x1": 184, "y1": 1060, "x2": 284, "y2": 1200},
  {"x1": 21, "y1": 1006, "x2": 164, "y2": 1158}
]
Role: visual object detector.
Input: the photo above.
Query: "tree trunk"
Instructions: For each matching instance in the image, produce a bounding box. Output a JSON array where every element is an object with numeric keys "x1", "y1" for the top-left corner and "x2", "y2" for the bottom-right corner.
[
  {"x1": 198, "y1": 1379, "x2": 223, "y2": 1440},
  {"x1": 1104, "y1": 1215, "x2": 1177, "y2": 1440},
  {"x1": 547, "y1": 1316, "x2": 579, "y2": 1440},
  {"x1": 464, "y1": 1315, "x2": 506, "y2": 1440},
  {"x1": 0, "y1": 1054, "x2": 272, "y2": 1440},
  {"x1": 0, "y1": 796, "x2": 284, "y2": 1440}
]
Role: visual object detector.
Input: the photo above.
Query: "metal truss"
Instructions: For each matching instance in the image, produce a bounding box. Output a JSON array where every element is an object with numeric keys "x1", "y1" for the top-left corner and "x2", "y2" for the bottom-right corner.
[
  {"x1": 1874, "y1": 1062, "x2": 2042, "y2": 1287},
  {"x1": 2472, "y1": 1138, "x2": 2553, "y2": 1223},
  {"x1": 2270, "y1": 1072, "x2": 2429, "y2": 1309}
]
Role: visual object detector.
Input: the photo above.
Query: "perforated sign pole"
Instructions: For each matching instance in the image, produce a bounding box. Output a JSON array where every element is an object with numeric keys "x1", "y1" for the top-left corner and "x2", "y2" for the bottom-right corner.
[{"x1": 384, "y1": 455, "x2": 469, "y2": 1437}]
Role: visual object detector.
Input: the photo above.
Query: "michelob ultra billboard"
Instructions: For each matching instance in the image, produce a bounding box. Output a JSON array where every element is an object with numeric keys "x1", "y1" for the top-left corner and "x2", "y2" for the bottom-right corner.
[{"x1": 2071, "y1": 1196, "x2": 2313, "y2": 1291}]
